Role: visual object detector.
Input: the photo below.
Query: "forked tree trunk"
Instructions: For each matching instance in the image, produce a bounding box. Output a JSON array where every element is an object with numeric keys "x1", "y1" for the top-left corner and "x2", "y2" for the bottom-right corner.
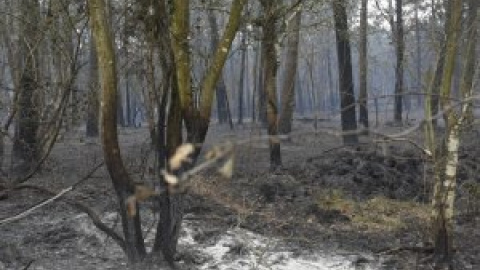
[
  {"x1": 279, "y1": 8, "x2": 302, "y2": 135},
  {"x1": 137, "y1": 0, "x2": 183, "y2": 265},
  {"x1": 171, "y1": 0, "x2": 246, "y2": 146},
  {"x1": 332, "y1": 0, "x2": 358, "y2": 145},
  {"x1": 165, "y1": 0, "x2": 246, "y2": 262}
]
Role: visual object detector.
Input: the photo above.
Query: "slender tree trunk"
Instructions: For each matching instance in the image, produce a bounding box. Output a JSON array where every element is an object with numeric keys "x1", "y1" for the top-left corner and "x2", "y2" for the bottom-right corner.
[
  {"x1": 295, "y1": 73, "x2": 304, "y2": 116},
  {"x1": 88, "y1": 0, "x2": 146, "y2": 263},
  {"x1": 327, "y1": 50, "x2": 335, "y2": 114},
  {"x1": 394, "y1": 0, "x2": 404, "y2": 124},
  {"x1": 252, "y1": 43, "x2": 260, "y2": 122},
  {"x1": 86, "y1": 36, "x2": 100, "y2": 137},
  {"x1": 359, "y1": 0, "x2": 369, "y2": 130},
  {"x1": 332, "y1": 0, "x2": 358, "y2": 145},
  {"x1": 13, "y1": 0, "x2": 41, "y2": 164},
  {"x1": 279, "y1": 8, "x2": 302, "y2": 134},
  {"x1": 117, "y1": 92, "x2": 125, "y2": 127},
  {"x1": 258, "y1": 54, "x2": 267, "y2": 126},
  {"x1": 154, "y1": 74, "x2": 183, "y2": 267},
  {"x1": 125, "y1": 74, "x2": 132, "y2": 126},
  {"x1": 207, "y1": 9, "x2": 232, "y2": 125},
  {"x1": 260, "y1": 1, "x2": 282, "y2": 169},
  {"x1": 430, "y1": 0, "x2": 464, "y2": 266},
  {"x1": 429, "y1": 0, "x2": 450, "y2": 128},
  {"x1": 415, "y1": 0, "x2": 422, "y2": 107},
  {"x1": 144, "y1": 45, "x2": 158, "y2": 145},
  {"x1": 461, "y1": 0, "x2": 478, "y2": 125},
  {"x1": 237, "y1": 28, "x2": 247, "y2": 125},
  {"x1": 216, "y1": 80, "x2": 232, "y2": 126}
]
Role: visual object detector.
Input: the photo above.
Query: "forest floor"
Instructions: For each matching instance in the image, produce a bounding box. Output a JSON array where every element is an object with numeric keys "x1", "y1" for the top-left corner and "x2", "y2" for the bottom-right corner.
[{"x1": 0, "y1": 119, "x2": 479, "y2": 270}]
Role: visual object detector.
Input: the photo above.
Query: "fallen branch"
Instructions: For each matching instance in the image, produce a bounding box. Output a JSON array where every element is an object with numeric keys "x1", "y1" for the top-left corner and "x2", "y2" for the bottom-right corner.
[
  {"x1": 0, "y1": 185, "x2": 73, "y2": 226},
  {"x1": 376, "y1": 245, "x2": 434, "y2": 255},
  {"x1": 0, "y1": 161, "x2": 126, "y2": 251},
  {"x1": 0, "y1": 161, "x2": 103, "y2": 224}
]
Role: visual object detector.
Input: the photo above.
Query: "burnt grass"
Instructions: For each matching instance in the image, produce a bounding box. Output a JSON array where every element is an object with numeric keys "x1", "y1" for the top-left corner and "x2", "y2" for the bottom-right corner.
[{"x1": 1, "y1": 122, "x2": 480, "y2": 269}]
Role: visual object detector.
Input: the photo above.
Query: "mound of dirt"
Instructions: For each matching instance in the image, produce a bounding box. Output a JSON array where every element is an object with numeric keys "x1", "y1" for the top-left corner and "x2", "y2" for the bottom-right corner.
[{"x1": 296, "y1": 146, "x2": 426, "y2": 201}]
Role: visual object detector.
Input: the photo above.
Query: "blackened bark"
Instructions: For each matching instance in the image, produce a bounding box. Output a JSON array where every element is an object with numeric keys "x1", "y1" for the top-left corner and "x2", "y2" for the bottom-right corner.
[
  {"x1": 394, "y1": 0, "x2": 404, "y2": 123},
  {"x1": 358, "y1": 0, "x2": 369, "y2": 130},
  {"x1": 332, "y1": 0, "x2": 358, "y2": 145},
  {"x1": 238, "y1": 29, "x2": 247, "y2": 125},
  {"x1": 86, "y1": 37, "x2": 99, "y2": 137}
]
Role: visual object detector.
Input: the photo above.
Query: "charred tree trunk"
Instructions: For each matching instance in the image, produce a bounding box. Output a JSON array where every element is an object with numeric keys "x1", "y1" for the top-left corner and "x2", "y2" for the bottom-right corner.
[
  {"x1": 358, "y1": 0, "x2": 369, "y2": 130},
  {"x1": 394, "y1": 0, "x2": 404, "y2": 124},
  {"x1": 237, "y1": 28, "x2": 247, "y2": 125},
  {"x1": 86, "y1": 36, "x2": 100, "y2": 137},
  {"x1": 332, "y1": 0, "x2": 358, "y2": 145},
  {"x1": 415, "y1": 0, "x2": 422, "y2": 107},
  {"x1": 153, "y1": 76, "x2": 183, "y2": 267}
]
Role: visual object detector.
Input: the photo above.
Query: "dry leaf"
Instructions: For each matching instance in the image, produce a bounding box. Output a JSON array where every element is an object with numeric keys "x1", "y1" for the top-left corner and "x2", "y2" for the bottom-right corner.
[
  {"x1": 126, "y1": 196, "x2": 137, "y2": 217},
  {"x1": 169, "y1": 143, "x2": 195, "y2": 170},
  {"x1": 218, "y1": 156, "x2": 234, "y2": 178}
]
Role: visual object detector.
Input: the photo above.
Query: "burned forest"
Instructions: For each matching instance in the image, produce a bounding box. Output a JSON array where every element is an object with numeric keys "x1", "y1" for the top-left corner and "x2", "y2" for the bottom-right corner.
[{"x1": 0, "y1": 0, "x2": 479, "y2": 269}]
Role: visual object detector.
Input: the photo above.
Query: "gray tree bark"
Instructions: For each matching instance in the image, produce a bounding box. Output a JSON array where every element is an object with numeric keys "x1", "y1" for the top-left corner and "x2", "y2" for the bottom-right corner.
[
  {"x1": 279, "y1": 8, "x2": 302, "y2": 135},
  {"x1": 394, "y1": 0, "x2": 404, "y2": 123},
  {"x1": 358, "y1": 0, "x2": 369, "y2": 130}
]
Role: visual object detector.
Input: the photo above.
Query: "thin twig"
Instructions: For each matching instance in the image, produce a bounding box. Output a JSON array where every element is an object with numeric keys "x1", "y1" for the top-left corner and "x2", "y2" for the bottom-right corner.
[
  {"x1": 0, "y1": 161, "x2": 126, "y2": 250},
  {"x1": 0, "y1": 186, "x2": 72, "y2": 225},
  {"x1": 0, "y1": 162, "x2": 104, "y2": 223}
]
